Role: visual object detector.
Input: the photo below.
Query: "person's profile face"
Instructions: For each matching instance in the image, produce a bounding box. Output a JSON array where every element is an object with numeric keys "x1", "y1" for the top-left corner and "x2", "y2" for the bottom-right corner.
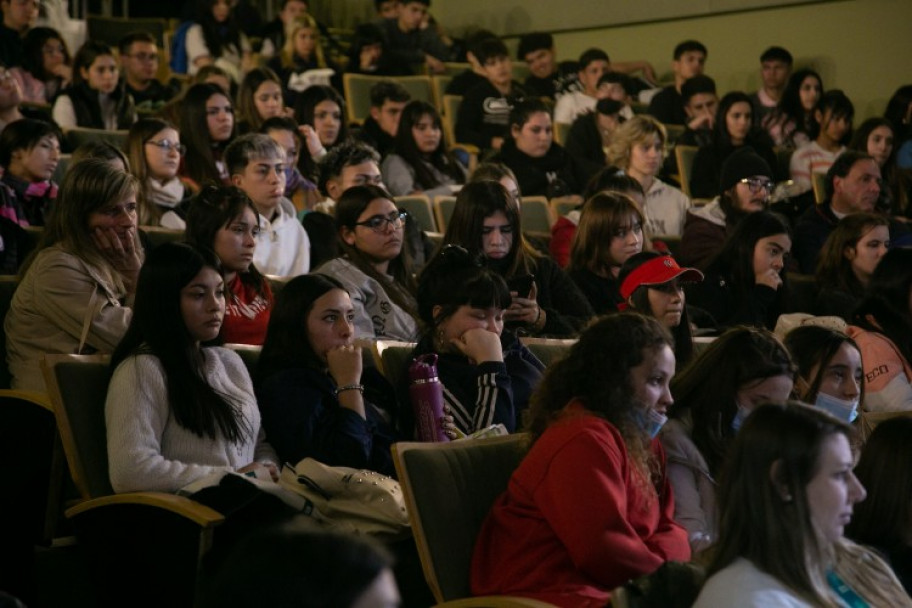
[{"x1": 804, "y1": 433, "x2": 866, "y2": 545}]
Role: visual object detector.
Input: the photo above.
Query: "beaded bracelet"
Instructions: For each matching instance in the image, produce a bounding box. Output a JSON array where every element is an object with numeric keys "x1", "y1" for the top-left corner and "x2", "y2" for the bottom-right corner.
[{"x1": 334, "y1": 384, "x2": 364, "y2": 397}]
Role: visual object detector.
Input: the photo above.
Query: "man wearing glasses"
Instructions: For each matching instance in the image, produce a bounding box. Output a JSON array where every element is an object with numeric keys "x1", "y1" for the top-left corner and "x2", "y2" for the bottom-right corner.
[{"x1": 118, "y1": 32, "x2": 180, "y2": 111}]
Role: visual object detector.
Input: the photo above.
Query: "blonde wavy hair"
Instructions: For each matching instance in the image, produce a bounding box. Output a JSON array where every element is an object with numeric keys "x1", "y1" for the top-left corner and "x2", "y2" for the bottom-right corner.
[
  {"x1": 280, "y1": 15, "x2": 326, "y2": 70},
  {"x1": 605, "y1": 115, "x2": 667, "y2": 171}
]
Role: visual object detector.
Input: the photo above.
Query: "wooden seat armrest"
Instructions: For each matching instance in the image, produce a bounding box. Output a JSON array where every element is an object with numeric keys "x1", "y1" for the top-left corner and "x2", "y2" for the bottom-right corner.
[{"x1": 65, "y1": 491, "x2": 225, "y2": 527}]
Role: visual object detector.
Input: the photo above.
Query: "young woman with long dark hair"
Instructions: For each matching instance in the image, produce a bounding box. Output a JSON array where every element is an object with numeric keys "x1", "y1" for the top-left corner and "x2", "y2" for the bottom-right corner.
[{"x1": 179, "y1": 83, "x2": 235, "y2": 189}]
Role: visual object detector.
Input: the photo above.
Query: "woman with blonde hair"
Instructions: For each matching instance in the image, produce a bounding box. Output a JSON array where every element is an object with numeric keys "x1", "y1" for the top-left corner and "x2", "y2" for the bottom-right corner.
[
  {"x1": 269, "y1": 14, "x2": 339, "y2": 104},
  {"x1": 606, "y1": 115, "x2": 692, "y2": 237},
  {"x1": 694, "y1": 402, "x2": 911, "y2": 608},
  {"x1": 5, "y1": 159, "x2": 143, "y2": 390},
  {"x1": 568, "y1": 191, "x2": 646, "y2": 314},
  {"x1": 815, "y1": 213, "x2": 889, "y2": 321}
]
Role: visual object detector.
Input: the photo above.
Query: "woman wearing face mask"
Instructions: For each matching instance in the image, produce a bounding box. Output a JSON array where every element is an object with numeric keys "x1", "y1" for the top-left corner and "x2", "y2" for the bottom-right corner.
[
  {"x1": 784, "y1": 326, "x2": 863, "y2": 423},
  {"x1": 405, "y1": 246, "x2": 544, "y2": 437},
  {"x1": 617, "y1": 252, "x2": 703, "y2": 370},
  {"x1": 605, "y1": 115, "x2": 692, "y2": 237},
  {"x1": 815, "y1": 213, "x2": 889, "y2": 322},
  {"x1": 679, "y1": 147, "x2": 774, "y2": 270},
  {"x1": 847, "y1": 248, "x2": 912, "y2": 412},
  {"x1": 689, "y1": 92, "x2": 779, "y2": 200},
  {"x1": 381, "y1": 100, "x2": 466, "y2": 198},
  {"x1": 316, "y1": 185, "x2": 418, "y2": 342},
  {"x1": 694, "y1": 402, "x2": 910, "y2": 608},
  {"x1": 51, "y1": 40, "x2": 136, "y2": 131},
  {"x1": 256, "y1": 274, "x2": 401, "y2": 477},
  {"x1": 687, "y1": 210, "x2": 791, "y2": 331},
  {"x1": 471, "y1": 314, "x2": 690, "y2": 606},
  {"x1": 661, "y1": 326, "x2": 795, "y2": 552},
  {"x1": 492, "y1": 98, "x2": 586, "y2": 199},
  {"x1": 847, "y1": 417, "x2": 912, "y2": 595}
]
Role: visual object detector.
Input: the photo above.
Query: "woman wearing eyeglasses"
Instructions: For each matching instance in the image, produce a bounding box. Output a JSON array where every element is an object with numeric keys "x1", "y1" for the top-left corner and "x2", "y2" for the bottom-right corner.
[
  {"x1": 127, "y1": 118, "x2": 193, "y2": 229},
  {"x1": 316, "y1": 185, "x2": 419, "y2": 342},
  {"x1": 680, "y1": 147, "x2": 775, "y2": 270}
]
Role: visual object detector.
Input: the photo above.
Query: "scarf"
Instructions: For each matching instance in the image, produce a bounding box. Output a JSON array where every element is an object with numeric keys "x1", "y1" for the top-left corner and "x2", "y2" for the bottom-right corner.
[{"x1": 146, "y1": 177, "x2": 185, "y2": 208}]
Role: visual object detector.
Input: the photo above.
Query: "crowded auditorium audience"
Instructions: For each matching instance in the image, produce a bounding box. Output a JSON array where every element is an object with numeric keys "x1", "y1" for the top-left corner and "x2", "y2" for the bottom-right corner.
[{"x1": 4, "y1": 2, "x2": 912, "y2": 606}]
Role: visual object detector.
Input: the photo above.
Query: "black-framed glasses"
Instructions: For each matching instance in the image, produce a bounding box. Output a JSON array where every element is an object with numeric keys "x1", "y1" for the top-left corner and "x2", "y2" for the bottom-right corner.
[
  {"x1": 146, "y1": 140, "x2": 186, "y2": 155},
  {"x1": 739, "y1": 177, "x2": 774, "y2": 194},
  {"x1": 354, "y1": 211, "x2": 406, "y2": 232}
]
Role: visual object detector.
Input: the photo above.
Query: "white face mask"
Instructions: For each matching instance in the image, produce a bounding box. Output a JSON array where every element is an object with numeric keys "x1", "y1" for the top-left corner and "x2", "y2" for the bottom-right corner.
[
  {"x1": 637, "y1": 407, "x2": 668, "y2": 439},
  {"x1": 731, "y1": 403, "x2": 749, "y2": 433},
  {"x1": 814, "y1": 392, "x2": 860, "y2": 423}
]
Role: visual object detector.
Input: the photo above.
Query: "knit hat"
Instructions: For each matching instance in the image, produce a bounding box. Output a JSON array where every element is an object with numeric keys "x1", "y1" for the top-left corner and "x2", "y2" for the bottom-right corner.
[{"x1": 719, "y1": 146, "x2": 773, "y2": 192}]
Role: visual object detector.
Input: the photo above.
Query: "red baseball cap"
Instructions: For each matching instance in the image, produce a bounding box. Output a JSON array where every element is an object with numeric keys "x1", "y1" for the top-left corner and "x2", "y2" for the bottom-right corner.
[{"x1": 619, "y1": 255, "x2": 704, "y2": 301}]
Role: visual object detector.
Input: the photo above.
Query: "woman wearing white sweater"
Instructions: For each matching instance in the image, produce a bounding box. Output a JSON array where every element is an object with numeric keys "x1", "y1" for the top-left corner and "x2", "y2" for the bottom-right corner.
[{"x1": 105, "y1": 242, "x2": 277, "y2": 494}]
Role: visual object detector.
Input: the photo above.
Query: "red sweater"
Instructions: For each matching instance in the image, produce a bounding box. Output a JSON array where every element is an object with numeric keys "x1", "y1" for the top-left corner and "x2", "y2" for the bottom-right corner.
[
  {"x1": 471, "y1": 406, "x2": 690, "y2": 607},
  {"x1": 222, "y1": 274, "x2": 273, "y2": 345}
]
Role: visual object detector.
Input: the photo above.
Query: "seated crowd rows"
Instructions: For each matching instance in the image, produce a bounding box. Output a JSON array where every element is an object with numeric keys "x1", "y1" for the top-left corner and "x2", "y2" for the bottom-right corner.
[{"x1": 3, "y1": 0, "x2": 912, "y2": 606}]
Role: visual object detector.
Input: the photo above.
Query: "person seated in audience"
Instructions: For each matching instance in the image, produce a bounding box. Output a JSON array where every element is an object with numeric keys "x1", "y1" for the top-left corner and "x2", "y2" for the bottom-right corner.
[
  {"x1": 749, "y1": 46, "x2": 792, "y2": 126},
  {"x1": 553, "y1": 48, "x2": 611, "y2": 126},
  {"x1": 443, "y1": 180, "x2": 594, "y2": 337},
  {"x1": 202, "y1": 523, "x2": 401, "y2": 608},
  {"x1": 260, "y1": 116, "x2": 321, "y2": 210},
  {"x1": 344, "y1": 22, "x2": 409, "y2": 77},
  {"x1": 784, "y1": 325, "x2": 863, "y2": 422},
  {"x1": 5, "y1": 159, "x2": 141, "y2": 391},
  {"x1": 687, "y1": 210, "x2": 790, "y2": 331},
  {"x1": 0, "y1": 0, "x2": 37, "y2": 68},
  {"x1": 564, "y1": 98, "x2": 624, "y2": 185},
  {"x1": 550, "y1": 170, "x2": 644, "y2": 268},
  {"x1": 764, "y1": 68, "x2": 823, "y2": 149},
  {"x1": 850, "y1": 117, "x2": 911, "y2": 219},
  {"x1": 0, "y1": 118, "x2": 60, "y2": 226},
  {"x1": 267, "y1": 14, "x2": 340, "y2": 107},
  {"x1": 680, "y1": 147, "x2": 774, "y2": 270},
  {"x1": 516, "y1": 31, "x2": 580, "y2": 101},
  {"x1": 235, "y1": 67, "x2": 287, "y2": 135},
  {"x1": 0, "y1": 60, "x2": 28, "y2": 131},
  {"x1": 847, "y1": 248, "x2": 912, "y2": 412},
  {"x1": 454, "y1": 37, "x2": 526, "y2": 153},
  {"x1": 375, "y1": 0, "x2": 401, "y2": 19},
  {"x1": 195, "y1": 64, "x2": 233, "y2": 96},
  {"x1": 105, "y1": 242, "x2": 278, "y2": 494},
  {"x1": 442, "y1": 29, "x2": 494, "y2": 96},
  {"x1": 118, "y1": 32, "x2": 180, "y2": 112},
  {"x1": 256, "y1": 274, "x2": 401, "y2": 475},
  {"x1": 567, "y1": 191, "x2": 645, "y2": 315},
  {"x1": 376, "y1": 0, "x2": 451, "y2": 75},
  {"x1": 647, "y1": 40, "x2": 708, "y2": 126},
  {"x1": 179, "y1": 83, "x2": 236, "y2": 189},
  {"x1": 663, "y1": 326, "x2": 794, "y2": 551},
  {"x1": 472, "y1": 313, "x2": 689, "y2": 605},
  {"x1": 407, "y1": 244, "x2": 543, "y2": 437},
  {"x1": 258, "y1": 0, "x2": 308, "y2": 59},
  {"x1": 618, "y1": 252, "x2": 702, "y2": 369},
  {"x1": 606, "y1": 115, "x2": 692, "y2": 237},
  {"x1": 381, "y1": 99, "x2": 465, "y2": 198},
  {"x1": 847, "y1": 417, "x2": 912, "y2": 595},
  {"x1": 185, "y1": 0, "x2": 253, "y2": 83},
  {"x1": 293, "y1": 84, "x2": 348, "y2": 181},
  {"x1": 815, "y1": 213, "x2": 889, "y2": 321},
  {"x1": 597, "y1": 72, "x2": 637, "y2": 119},
  {"x1": 71, "y1": 140, "x2": 129, "y2": 172},
  {"x1": 885, "y1": 85, "x2": 912, "y2": 170},
  {"x1": 493, "y1": 98, "x2": 586, "y2": 199},
  {"x1": 660, "y1": 74, "x2": 718, "y2": 180},
  {"x1": 186, "y1": 184, "x2": 272, "y2": 345},
  {"x1": 52, "y1": 40, "x2": 136, "y2": 132},
  {"x1": 316, "y1": 140, "x2": 383, "y2": 210},
  {"x1": 789, "y1": 89, "x2": 854, "y2": 196},
  {"x1": 317, "y1": 184, "x2": 419, "y2": 341},
  {"x1": 793, "y1": 151, "x2": 882, "y2": 273},
  {"x1": 10, "y1": 27, "x2": 70, "y2": 105},
  {"x1": 126, "y1": 117, "x2": 192, "y2": 229},
  {"x1": 693, "y1": 402, "x2": 910, "y2": 608},
  {"x1": 226, "y1": 133, "x2": 310, "y2": 277},
  {"x1": 689, "y1": 91, "x2": 779, "y2": 200},
  {"x1": 354, "y1": 80, "x2": 409, "y2": 159}
]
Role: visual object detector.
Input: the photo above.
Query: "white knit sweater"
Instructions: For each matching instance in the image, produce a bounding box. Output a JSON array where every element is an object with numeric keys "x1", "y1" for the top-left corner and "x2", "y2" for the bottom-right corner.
[{"x1": 105, "y1": 347, "x2": 277, "y2": 493}]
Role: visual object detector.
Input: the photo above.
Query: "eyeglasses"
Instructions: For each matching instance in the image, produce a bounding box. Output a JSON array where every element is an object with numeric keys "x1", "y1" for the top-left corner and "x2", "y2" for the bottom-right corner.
[
  {"x1": 739, "y1": 177, "x2": 775, "y2": 194},
  {"x1": 146, "y1": 140, "x2": 186, "y2": 155},
  {"x1": 128, "y1": 53, "x2": 159, "y2": 62},
  {"x1": 354, "y1": 211, "x2": 406, "y2": 232}
]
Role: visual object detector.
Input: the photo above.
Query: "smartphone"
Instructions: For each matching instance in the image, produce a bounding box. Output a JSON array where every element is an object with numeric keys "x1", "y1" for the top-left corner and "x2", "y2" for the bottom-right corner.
[{"x1": 507, "y1": 274, "x2": 535, "y2": 298}]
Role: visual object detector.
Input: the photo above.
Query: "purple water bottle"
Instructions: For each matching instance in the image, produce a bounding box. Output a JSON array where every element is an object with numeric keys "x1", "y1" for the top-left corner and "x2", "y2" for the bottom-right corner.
[{"x1": 408, "y1": 354, "x2": 449, "y2": 442}]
